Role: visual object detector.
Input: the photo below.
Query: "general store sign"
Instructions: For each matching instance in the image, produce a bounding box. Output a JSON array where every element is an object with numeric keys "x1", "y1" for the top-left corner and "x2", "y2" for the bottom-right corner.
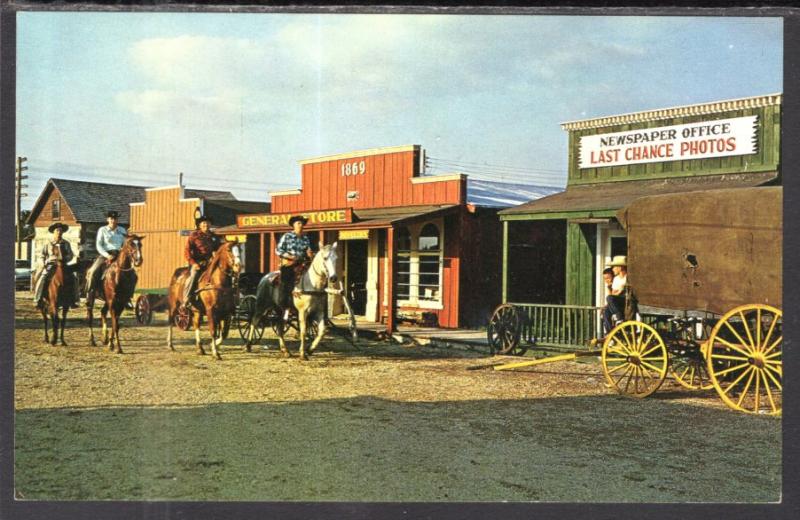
[
  {"x1": 237, "y1": 208, "x2": 353, "y2": 228},
  {"x1": 578, "y1": 115, "x2": 758, "y2": 169}
]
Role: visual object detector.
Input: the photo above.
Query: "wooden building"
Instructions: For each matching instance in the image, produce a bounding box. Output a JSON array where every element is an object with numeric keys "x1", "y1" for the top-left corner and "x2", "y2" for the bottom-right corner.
[
  {"x1": 26, "y1": 178, "x2": 148, "y2": 270},
  {"x1": 218, "y1": 144, "x2": 557, "y2": 331},
  {"x1": 498, "y1": 93, "x2": 781, "y2": 309},
  {"x1": 129, "y1": 185, "x2": 268, "y2": 292}
]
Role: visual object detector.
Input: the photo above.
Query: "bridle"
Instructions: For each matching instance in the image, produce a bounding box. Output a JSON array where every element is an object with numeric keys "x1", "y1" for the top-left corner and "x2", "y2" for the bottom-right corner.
[{"x1": 115, "y1": 239, "x2": 141, "y2": 272}]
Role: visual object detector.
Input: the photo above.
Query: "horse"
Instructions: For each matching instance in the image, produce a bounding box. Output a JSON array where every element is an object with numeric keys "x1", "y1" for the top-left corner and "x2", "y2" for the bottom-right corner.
[
  {"x1": 37, "y1": 261, "x2": 77, "y2": 346},
  {"x1": 87, "y1": 235, "x2": 145, "y2": 353},
  {"x1": 245, "y1": 242, "x2": 339, "y2": 360},
  {"x1": 166, "y1": 241, "x2": 241, "y2": 360}
]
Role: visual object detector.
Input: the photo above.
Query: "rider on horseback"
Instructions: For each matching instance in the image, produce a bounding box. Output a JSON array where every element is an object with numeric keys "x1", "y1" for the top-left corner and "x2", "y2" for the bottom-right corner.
[
  {"x1": 182, "y1": 214, "x2": 222, "y2": 311},
  {"x1": 33, "y1": 223, "x2": 79, "y2": 307},
  {"x1": 276, "y1": 215, "x2": 314, "y2": 315},
  {"x1": 86, "y1": 210, "x2": 128, "y2": 304}
]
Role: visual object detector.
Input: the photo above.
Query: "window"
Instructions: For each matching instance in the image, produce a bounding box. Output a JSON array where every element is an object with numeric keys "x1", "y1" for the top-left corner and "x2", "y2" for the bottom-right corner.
[
  {"x1": 51, "y1": 199, "x2": 61, "y2": 219},
  {"x1": 417, "y1": 224, "x2": 441, "y2": 301},
  {"x1": 396, "y1": 227, "x2": 412, "y2": 300},
  {"x1": 395, "y1": 221, "x2": 443, "y2": 306}
]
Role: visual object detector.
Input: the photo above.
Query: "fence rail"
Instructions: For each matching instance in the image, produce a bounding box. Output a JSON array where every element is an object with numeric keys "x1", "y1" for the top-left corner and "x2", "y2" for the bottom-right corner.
[{"x1": 507, "y1": 302, "x2": 602, "y2": 349}]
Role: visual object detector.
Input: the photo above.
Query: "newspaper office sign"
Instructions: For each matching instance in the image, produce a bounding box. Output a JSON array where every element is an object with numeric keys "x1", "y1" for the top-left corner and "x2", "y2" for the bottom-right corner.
[{"x1": 579, "y1": 115, "x2": 758, "y2": 168}]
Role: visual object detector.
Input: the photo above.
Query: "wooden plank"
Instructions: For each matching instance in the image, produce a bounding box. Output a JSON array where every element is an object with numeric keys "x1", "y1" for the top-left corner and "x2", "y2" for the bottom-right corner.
[
  {"x1": 386, "y1": 227, "x2": 396, "y2": 332},
  {"x1": 501, "y1": 220, "x2": 508, "y2": 303}
]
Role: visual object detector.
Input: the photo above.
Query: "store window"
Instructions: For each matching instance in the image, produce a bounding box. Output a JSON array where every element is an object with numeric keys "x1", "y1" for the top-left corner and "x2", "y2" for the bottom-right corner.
[
  {"x1": 395, "y1": 221, "x2": 443, "y2": 306},
  {"x1": 396, "y1": 227, "x2": 412, "y2": 300},
  {"x1": 417, "y1": 224, "x2": 441, "y2": 301}
]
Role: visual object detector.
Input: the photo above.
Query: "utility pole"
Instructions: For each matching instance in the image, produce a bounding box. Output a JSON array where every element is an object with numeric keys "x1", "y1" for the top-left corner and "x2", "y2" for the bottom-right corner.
[{"x1": 16, "y1": 156, "x2": 28, "y2": 259}]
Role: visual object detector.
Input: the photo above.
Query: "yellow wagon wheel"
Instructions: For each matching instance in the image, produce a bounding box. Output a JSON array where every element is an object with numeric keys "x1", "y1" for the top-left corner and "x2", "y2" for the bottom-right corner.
[
  {"x1": 706, "y1": 304, "x2": 782, "y2": 415},
  {"x1": 670, "y1": 339, "x2": 713, "y2": 391},
  {"x1": 602, "y1": 321, "x2": 668, "y2": 398}
]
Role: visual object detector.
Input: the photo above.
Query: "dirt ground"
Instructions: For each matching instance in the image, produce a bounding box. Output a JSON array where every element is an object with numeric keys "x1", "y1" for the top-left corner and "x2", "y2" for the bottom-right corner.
[{"x1": 13, "y1": 293, "x2": 781, "y2": 502}]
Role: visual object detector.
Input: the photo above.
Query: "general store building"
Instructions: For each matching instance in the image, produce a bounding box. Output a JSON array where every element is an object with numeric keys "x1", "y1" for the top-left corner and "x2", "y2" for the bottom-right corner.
[
  {"x1": 218, "y1": 145, "x2": 557, "y2": 331},
  {"x1": 498, "y1": 93, "x2": 781, "y2": 311}
]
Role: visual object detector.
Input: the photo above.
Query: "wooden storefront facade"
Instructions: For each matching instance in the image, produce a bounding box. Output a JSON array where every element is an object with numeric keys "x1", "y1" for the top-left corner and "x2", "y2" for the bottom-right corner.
[
  {"x1": 129, "y1": 186, "x2": 268, "y2": 292},
  {"x1": 219, "y1": 145, "x2": 515, "y2": 331},
  {"x1": 499, "y1": 93, "x2": 782, "y2": 310}
]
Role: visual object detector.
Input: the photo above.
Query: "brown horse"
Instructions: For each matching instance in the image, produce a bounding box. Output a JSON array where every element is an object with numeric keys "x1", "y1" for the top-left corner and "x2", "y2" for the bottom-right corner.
[
  {"x1": 37, "y1": 262, "x2": 76, "y2": 346},
  {"x1": 166, "y1": 241, "x2": 241, "y2": 359},
  {"x1": 87, "y1": 235, "x2": 145, "y2": 353}
]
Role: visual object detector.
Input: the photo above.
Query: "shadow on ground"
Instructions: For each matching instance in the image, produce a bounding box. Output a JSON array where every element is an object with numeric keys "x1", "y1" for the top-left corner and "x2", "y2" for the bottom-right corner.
[{"x1": 15, "y1": 394, "x2": 781, "y2": 502}]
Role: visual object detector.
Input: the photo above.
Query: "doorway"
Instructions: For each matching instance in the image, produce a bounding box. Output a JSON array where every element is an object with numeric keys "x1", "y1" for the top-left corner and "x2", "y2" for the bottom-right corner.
[{"x1": 346, "y1": 239, "x2": 369, "y2": 315}]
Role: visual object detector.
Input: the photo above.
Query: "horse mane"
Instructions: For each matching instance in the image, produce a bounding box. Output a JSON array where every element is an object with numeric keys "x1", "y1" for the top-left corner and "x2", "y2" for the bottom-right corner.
[{"x1": 198, "y1": 243, "x2": 231, "y2": 284}]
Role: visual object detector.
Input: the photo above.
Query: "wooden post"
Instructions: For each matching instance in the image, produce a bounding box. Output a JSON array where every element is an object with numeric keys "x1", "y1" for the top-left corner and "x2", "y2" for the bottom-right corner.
[
  {"x1": 259, "y1": 233, "x2": 266, "y2": 273},
  {"x1": 269, "y1": 232, "x2": 277, "y2": 272},
  {"x1": 386, "y1": 226, "x2": 397, "y2": 333},
  {"x1": 502, "y1": 220, "x2": 509, "y2": 303}
]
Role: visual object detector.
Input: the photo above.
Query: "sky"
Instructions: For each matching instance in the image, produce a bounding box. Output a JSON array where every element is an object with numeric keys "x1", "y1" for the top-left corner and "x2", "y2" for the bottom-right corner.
[{"x1": 16, "y1": 13, "x2": 782, "y2": 209}]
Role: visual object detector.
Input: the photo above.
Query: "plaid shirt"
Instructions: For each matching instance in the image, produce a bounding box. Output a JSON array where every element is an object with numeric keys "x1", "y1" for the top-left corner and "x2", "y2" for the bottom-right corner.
[
  {"x1": 276, "y1": 232, "x2": 312, "y2": 261},
  {"x1": 185, "y1": 230, "x2": 221, "y2": 267}
]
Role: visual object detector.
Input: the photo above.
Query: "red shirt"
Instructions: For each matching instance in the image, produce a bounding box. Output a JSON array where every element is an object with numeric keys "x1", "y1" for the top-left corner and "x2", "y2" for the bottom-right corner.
[{"x1": 185, "y1": 230, "x2": 221, "y2": 267}]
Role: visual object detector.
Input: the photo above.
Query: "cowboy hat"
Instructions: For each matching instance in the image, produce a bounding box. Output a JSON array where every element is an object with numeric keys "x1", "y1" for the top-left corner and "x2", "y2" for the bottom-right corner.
[
  {"x1": 195, "y1": 215, "x2": 212, "y2": 227},
  {"x1": 288, "y1": 215, "x2": 308, "y2": 226},
  {"x1": 48, "y1": 222, "x2": 69, "y2": 233},
  {"x1": 106, "y1": 210, "x2": 120, "y2": 219},
  {"x1": 606, "y1": 255, "x2": 627, "y2": 267}
]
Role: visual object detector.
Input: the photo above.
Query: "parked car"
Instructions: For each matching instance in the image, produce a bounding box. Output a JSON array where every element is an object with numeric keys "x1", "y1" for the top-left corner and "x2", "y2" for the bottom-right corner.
[{"x1": 15, "y1": 259, "x2": 31, "y2": 291}]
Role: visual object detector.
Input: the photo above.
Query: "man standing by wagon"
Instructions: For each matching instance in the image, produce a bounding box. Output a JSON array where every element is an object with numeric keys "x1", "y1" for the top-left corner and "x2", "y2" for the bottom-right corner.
[
  {"x1": 182, "y1": 214, "x2": 222, "y2": 311},
  {"x1": 86, "y1": 210, "x2": 127, "y2": 304},
  {"x1": 276, "y1": 215, "x2": 314, "y2": 313}
]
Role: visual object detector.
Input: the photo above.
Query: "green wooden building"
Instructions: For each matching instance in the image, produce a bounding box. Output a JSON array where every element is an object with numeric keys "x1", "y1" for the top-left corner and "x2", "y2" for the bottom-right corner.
[{"x1": 498, "y1": 93, "x2": 781, "y2": 312}]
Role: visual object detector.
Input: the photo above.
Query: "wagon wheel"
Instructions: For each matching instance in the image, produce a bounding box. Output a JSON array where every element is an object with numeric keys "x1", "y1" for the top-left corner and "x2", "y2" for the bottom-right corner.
[
  {"x1": 670, "y1": 341, "x2": 713, "y2": 390},
  {"x1": 174, "y1": 306, "x2": 192, "y2": 331},
  {"x1": 669, "y1": 324, "x2": 713, "y2": 390},
  {"x1": 487, "y1": 304, "x2": 525, "y2": 356},
  {"x1": 602, "y1": 321, "x2": 668, "y2": 398},
  {"x1": 706, "y1": 304, "x2": 782, "y2": 416},
  {"x1": 236, "y1": 295, "x2": 264, "y2": 343},
  {"x1": 134, "y1": 294, "x2": 153, "y2": 325}
]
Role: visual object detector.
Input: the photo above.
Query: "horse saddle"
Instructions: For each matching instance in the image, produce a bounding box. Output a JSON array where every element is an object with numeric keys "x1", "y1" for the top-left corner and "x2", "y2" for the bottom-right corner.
[{"x1": 265, "y1": 271, "x2": 281, "y2": 286}]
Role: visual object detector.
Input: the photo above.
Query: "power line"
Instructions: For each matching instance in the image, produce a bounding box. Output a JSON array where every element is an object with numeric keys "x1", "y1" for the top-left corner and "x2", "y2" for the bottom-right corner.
[
  {"x1": 427, "y1": 156, "x2": 565, "y2": 174},
  {"x1": 425, "y1": 159, "x2": 563, "y2": 179},
  {"x1": 31, "y1": 160, "x2": 301, "y2": 187},
  {"x1": 424, "y1": 163, "x2": 563, "y2": 186},
  {"x1": 24, "y1": 168, "x2": 297, "y2": 191}
]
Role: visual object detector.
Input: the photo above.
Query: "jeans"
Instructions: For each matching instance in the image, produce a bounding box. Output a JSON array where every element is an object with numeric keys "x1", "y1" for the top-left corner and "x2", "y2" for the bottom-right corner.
[
  {"x1": 279, "y1": 264, "x2": 295, "y2": 308},
  {"x1": 602, "y1": 294, "x2": 626, "y2": 334}
]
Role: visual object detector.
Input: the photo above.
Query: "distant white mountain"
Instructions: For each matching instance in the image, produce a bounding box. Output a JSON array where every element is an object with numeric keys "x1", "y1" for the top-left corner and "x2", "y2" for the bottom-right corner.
[{"x1": 466, "y1": 178, "x2": 563, "y2": 207}]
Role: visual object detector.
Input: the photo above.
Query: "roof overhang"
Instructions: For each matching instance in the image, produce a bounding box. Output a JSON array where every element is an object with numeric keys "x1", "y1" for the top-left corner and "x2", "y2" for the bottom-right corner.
[
  {"x1": 215, "y1": 204, "x2": 459, "y2": 234},
  {"x1": 498, "y1": 171, "x2": 778, "y2": 222}
]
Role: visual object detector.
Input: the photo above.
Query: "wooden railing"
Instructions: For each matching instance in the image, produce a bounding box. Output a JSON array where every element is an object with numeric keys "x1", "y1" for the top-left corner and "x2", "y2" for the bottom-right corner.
[{"x1": 507, "y1": 303, "x2": 602, "y2": 350}]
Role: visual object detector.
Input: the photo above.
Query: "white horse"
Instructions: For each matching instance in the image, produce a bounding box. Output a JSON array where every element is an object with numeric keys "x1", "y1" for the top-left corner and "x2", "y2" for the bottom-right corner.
[{"x1": 245, "y1": 242, "x2": 339, "y2": 360}]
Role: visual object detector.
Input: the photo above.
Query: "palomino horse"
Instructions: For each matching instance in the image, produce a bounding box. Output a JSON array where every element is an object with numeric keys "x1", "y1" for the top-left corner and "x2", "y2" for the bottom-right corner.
[
  {"x1": 37, "y1": 262, "x2": 77, "y2": 346},
  {"x1": 245, "y1": 242, "x2": 339, "y2": 360},
  {"x1": 166, "y1": 241, "x2": 241, "y2": 360},
  {"x1": 88, "y1": 235, "x2": 145, "y2": 353}
]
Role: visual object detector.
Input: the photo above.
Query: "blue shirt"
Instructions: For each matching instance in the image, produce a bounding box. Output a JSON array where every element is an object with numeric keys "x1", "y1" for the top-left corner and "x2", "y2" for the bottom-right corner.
[
  {"x1": 276, "y1": 232, "x2": 312, "y2": 260},
  {"x1": 96, "y1": 225, "x2": 128, "y2": 259}
]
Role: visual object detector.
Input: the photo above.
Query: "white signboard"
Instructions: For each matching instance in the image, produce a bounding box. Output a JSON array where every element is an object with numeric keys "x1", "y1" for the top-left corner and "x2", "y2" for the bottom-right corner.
[{"x1": 578, "y1": 115, "x2": 758, "y2": 169}]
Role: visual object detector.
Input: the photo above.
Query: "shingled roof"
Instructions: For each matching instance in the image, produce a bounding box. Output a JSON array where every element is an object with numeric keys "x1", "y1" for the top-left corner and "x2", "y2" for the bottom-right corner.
[
  {"x1": 184, "y1": 189, "x2": 236, "y2": 200},
  {"x1": 28, "y1": 178, "x2": 148, "y2": 225}
]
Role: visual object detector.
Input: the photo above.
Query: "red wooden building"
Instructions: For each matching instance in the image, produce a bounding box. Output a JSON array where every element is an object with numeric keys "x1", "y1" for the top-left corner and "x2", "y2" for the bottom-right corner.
[{"x1": 219, "y1": 144, "x2": 557, "y2": 331}]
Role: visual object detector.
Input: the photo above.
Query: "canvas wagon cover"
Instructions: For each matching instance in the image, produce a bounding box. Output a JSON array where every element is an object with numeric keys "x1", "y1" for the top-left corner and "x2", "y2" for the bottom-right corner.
[{"x1": 617, "y1": 186, "x2": 782, "y2": 314}]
